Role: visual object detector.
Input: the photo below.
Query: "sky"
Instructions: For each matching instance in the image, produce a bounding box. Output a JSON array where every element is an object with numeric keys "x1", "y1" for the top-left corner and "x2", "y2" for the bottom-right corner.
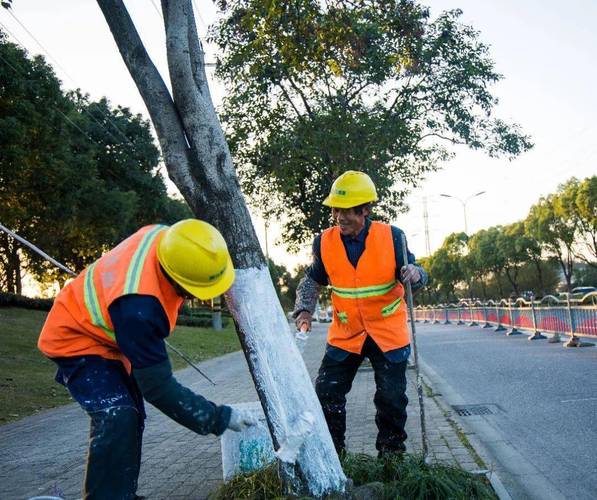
[{"x1": 1, "y1": 0, "x2": 596, "y2": 274}]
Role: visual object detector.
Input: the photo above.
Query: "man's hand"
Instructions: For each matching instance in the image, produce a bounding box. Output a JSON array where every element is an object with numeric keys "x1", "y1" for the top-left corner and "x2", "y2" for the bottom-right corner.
[
  {"x1": 227, "y1": 408, "x2": 258, "y2": 432},
  {"x1": 400, "y1": 264, "x2": 421, "y2": 284},
  {"x1": 295, "y1": 310, "x2": 313, "y2": 332}
]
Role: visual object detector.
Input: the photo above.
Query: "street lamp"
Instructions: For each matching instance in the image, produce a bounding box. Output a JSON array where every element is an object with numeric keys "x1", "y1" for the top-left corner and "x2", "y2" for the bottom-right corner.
[{"x1": 439, "y1": 191, "x2": 486, "y2": 234}]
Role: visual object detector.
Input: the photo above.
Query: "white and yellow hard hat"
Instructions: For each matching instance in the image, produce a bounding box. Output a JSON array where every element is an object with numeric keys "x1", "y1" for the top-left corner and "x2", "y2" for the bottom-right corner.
[
  {"x1": 157, "y1": 219, "x2": 235, "y2": 300},
  {"x1": 322, "y1": 170, "x2": 378, "y2": 208}
]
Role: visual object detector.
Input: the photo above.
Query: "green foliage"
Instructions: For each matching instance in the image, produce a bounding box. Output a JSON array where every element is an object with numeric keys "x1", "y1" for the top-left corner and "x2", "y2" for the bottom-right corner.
[
  {"x1": 176, "y1": 313, "x2": 230, "y2": 328},
  {"x1": 0, "y1": 306, "x2": 241, "y2": 424},
  {"x1": 524, "y1": 178, "x2": 596, "y2": 291},
  {"x1": 428, "y1": 232, "x2": 467, "y2": 301},
  {"x1": 210, "y1": 452, "x2": 496, "y2": 499},
  {"x1": 209, "y1": 462, "x2": 282, "y2": 500},
  {"x1": 211, "y1": 0, "x2": 532, "y2": 249},
  {"x1": 573, "y1": 265, "x2": 597, "y2": 288},
  {"x1": 555, "y1": 176, "x2": 597, "y2": 267},
  {"x1": 0, "y1": 33, "x2": 191, "y2": 292},
  {"x1": 344, "y1": 453, "x2": 496, "y2": 499},
  {"x1": 0, "y1": 292, "x2": 54, "y2": 310},
  {"x1": 0, "y1": 307, "x2": 72, "y2": 424}
]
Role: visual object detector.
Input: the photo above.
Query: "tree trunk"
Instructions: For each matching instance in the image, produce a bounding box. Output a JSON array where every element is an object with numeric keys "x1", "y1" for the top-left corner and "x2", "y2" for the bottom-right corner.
[
  {"x1": 495, "y1": 272, "x2": 505, "y2": 297},
  {"x1": 504, "y1": 267, "x2": 520, "y2": 296},
  {"x1": 96, "y1": 0, "x2": 346, "y2": 495},
  {"x1": 0, "y1": 233, "x2": 21, "y2": 294},
  {"x1": 531, "y1": 258, "x2": 545, "y2": 295}
]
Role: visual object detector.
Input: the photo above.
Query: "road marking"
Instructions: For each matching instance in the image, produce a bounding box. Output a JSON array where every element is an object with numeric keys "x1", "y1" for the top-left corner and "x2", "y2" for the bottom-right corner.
[{"x1": 560, "y1": 397, "x2": 597, "y2": 403}]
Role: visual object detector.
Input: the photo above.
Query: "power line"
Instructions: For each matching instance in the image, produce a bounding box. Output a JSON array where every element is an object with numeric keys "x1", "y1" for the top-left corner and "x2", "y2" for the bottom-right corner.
[
  {"x1": 191, "y1": 0, "x2": 208, "y2": 34},
  {"x1": 4, "y1": 11, "x2": 143, "y2": 152},
  {"x1": 0, "y1": 45, "x2": 103, "y2": 148},
  {"x1": 0, "y1": 20, "x2": 122, "y2": 147}
]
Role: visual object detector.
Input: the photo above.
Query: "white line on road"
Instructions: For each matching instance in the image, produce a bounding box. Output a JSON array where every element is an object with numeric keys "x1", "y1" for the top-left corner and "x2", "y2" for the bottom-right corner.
[{"x1": 560, "y1": 397, "x2": 597, "y2": 403}]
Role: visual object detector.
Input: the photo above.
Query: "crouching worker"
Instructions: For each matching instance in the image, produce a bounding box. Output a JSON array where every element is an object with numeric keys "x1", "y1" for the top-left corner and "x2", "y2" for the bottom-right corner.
[{"x1": 38, "y1": 219, "x2": 256, "y2": 499}]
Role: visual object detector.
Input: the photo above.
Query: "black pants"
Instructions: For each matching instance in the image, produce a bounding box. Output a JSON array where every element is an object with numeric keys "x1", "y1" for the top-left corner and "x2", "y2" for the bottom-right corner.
[{"x1": 315, "y1": 336, "x2": 408, "y2": 454}]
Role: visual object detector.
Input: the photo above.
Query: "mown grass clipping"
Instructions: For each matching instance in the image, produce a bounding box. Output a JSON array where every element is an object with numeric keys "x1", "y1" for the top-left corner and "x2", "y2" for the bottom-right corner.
[{"x1": 210, "y1": 452, "x2": 497, "y2": 499}]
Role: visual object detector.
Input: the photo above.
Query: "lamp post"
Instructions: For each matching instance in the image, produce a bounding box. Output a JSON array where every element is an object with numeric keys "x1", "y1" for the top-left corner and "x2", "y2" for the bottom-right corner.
[{"x1": 439, "y1": 191, "x2": 486, "y2": 234}]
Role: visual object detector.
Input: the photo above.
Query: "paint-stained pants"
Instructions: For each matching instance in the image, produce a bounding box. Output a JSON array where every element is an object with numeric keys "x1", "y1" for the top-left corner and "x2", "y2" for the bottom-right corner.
[
  {"x1": 315, "y1": 336, "x2": 408, "y2": 454},
  {"x1": 53, "y1": 355, "x2": 145, "y2": 500}
]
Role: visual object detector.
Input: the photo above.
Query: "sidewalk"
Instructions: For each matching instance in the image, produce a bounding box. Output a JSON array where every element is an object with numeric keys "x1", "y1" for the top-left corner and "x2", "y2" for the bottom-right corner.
[{"x1": 1, "y1": 323, "x2": 485, "y2": 499}]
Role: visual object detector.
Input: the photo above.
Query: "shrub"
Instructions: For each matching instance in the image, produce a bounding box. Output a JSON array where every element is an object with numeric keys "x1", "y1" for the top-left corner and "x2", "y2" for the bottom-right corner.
[
  {"x1": 0, "y1": 293, "x2": 54, "y2": 311},
  {"x1": 209, "y1": 452, "x2": 497, "y2": 499}
]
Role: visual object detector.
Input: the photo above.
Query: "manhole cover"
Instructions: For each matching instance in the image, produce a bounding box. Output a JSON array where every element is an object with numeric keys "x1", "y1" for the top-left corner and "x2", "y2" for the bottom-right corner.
[{"x1": 452, "y1": 404, "x2": 494, "y2": 416}]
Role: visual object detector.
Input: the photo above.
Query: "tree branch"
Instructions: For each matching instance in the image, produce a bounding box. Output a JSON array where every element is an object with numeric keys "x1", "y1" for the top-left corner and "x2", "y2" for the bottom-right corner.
[
  {"x1": 285, "y1": 74, "x2": 314, "y2": 118},
  {"x1": 186, "y1": 4, "x2": 215, "y2": 108},
  {"x1": 162, "y1": 0, "x2": 233, "y2": 193},
  {"x1": 277, "y1": 82, "x2": 306, "y2": 122},
  {"x1": 96, "y1": 0, "x2": 196, "y2": 201}
]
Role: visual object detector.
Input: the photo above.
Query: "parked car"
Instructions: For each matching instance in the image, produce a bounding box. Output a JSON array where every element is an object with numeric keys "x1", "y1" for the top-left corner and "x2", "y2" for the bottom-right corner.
[
  {"x1": 557, "y1": 287, "x2": 597, "y2": 302},
  {"x1": 571, "y1": 286, "x2": 597, "y2": 298}
]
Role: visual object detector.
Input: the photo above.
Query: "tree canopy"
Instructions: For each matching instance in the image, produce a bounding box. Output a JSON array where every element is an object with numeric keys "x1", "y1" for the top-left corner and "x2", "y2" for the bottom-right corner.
[
  {"x1": 211, "y1": 0, "x2": 532, "y2": 249},
  {"x1": 0, "y1": 32, "x2": 191, "y2": 293},
  {"x1": 418, "y1": 177, "x2": 595, "y2": 303}
]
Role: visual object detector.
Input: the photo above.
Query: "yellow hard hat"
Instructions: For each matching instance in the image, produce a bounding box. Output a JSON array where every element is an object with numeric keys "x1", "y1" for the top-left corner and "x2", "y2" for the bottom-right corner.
[
  {"x1": 322, "y1": 170, "x2": 378, "y2": 208},
  {"x1": 157, "y1": 219, "x2": 235, "y2": 300}
]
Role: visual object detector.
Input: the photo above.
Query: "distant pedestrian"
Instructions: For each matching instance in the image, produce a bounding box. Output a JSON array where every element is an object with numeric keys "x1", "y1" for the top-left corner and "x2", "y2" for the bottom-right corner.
[
  {"x1": 38, "y1": 219, "x2": 256, "y2": 499},
  {"x1": 293, "y1": 171, "x2": 427, "y2": 457}
]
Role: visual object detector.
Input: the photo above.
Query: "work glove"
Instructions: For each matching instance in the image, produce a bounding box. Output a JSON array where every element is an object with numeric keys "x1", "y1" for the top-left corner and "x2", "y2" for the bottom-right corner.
[
  {"x1": 227, "y1": 408, "x2": 258, "y2": 432},
  {"x1": 400, "y1": 264, "x2": 421, "y2": 284},
  {"x1": 294, "y1": 310, "x2": 312, "y2": 331}
]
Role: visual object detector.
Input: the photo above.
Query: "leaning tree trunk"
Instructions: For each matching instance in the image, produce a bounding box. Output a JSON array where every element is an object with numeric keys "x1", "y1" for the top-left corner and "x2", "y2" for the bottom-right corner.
[{"x1": 96, "y1": 0, "x2": 346, "y2": 496}]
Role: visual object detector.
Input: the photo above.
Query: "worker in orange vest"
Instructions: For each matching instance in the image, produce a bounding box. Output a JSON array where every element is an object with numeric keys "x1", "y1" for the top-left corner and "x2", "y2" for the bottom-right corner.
[
  {"x1": 39, "y1": 219, "x2": 256, "y2": 499},
  {"x1": 294, "y1": 171, "x2": 427, "y2": 457}
]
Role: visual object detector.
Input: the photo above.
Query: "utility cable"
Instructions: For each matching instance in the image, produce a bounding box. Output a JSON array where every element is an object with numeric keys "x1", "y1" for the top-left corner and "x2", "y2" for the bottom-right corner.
[
  {"x1": 5, "y1": 10, "x2": 145, "y2": 152},
  {"x1": 0, "y1": 48, "x2": 103, "y2": 148}
]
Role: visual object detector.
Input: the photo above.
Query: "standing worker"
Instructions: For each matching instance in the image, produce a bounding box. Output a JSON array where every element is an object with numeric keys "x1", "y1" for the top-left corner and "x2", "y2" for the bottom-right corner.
[
  {"x1": 38, "y1": 219, "x2": 256, "y2": 499},
  {"x1": 293, "y1": 171, "x2": 427, "y2": 457}
]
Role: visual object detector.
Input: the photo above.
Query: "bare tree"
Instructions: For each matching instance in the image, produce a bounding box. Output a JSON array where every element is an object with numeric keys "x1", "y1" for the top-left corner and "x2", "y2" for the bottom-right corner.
[{"x1": 95, "y1": 0, "x2": 345, "y2": 495}]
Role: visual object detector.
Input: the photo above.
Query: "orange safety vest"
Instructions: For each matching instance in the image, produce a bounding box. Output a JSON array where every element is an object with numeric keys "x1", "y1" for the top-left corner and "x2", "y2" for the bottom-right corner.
[
  {"x1": 321, "y1": 221, "x2": 410, "y2": 353},
  {"x1": 38, "y1": 225, "x2": 184, "y2": 373}
]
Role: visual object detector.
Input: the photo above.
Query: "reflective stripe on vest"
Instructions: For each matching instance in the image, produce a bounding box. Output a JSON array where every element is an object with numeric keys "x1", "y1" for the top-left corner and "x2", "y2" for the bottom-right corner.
[
  {"x1": 381, "y1": 297, "x2": 402, "y2": 317},
  {"x1": 331, "y1": 280, "x2": 397, "y2": 299},
  {"x1": 83, "y1": 225, "x2": 166, "y2": 340}
]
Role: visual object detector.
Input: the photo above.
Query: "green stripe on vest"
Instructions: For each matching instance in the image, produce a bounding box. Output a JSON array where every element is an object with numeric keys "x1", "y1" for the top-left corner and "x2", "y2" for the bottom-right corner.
[
  {"x1": 84, "y1": 225, "x2": 166, "y2": 340},
  {"x1": 381, "y1": 297, "x2": 402, "y2": 317},
  {"x1": 124, "y1": 225, "x2": 166, "y2": 294},
  {"x1": 84, "y1": 262, "x2": 116, "y2": 340},
  {"x1": 331, "y1": 280, "x2": 396, "y2": 299}
]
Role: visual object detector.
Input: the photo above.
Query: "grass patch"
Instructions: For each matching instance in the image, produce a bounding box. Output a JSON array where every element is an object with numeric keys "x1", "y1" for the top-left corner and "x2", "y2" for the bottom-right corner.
[
  {"x1": 210, "y1": 452, "x2": 498, "y2": 499},
  {"x1": 167, "y1": 322, "x2": 240, "y2": 371},
  {"x1": 0, "y1": 307, "x2": 240, "y2": 424}
]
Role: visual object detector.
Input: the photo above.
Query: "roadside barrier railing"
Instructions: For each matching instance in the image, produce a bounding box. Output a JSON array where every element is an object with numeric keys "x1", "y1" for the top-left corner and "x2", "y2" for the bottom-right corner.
[{"x1": 413, "y1": 292, "x2": 597, "y2": 348}]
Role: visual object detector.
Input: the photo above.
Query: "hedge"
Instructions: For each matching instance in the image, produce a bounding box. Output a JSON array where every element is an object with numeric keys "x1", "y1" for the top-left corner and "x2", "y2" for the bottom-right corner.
[
  {"x1": 0, "y1": 292, "x2": 230, "y2": 327},
  {"x1": 0, "y1": 292, "x2": 54, "y2": 311}
]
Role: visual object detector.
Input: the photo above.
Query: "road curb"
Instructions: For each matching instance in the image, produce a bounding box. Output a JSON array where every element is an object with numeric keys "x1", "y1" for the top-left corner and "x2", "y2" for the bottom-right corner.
[{"x1": 417, "y1": 356, "x2": 566, "y2": 500}]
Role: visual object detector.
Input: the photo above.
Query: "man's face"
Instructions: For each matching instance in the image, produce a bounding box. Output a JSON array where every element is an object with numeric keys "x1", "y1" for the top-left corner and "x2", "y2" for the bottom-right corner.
[{"x1": 331, "y1": 206, "x2": 369, "y2": 237}]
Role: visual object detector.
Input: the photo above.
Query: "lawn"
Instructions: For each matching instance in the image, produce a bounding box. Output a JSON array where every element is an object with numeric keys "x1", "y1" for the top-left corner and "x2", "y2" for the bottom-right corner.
[{"x1": 0, "y1": 307, "x2": 240, "y2": 425}]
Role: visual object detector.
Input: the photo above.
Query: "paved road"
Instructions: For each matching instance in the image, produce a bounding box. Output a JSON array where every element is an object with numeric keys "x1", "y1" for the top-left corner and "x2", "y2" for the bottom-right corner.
[
  {"x1": 416, "y1": 322, "x2": 597, "y2": 500},
  {"x1": 0, "y1": 322, "x2": 482, "y2": 500}
]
